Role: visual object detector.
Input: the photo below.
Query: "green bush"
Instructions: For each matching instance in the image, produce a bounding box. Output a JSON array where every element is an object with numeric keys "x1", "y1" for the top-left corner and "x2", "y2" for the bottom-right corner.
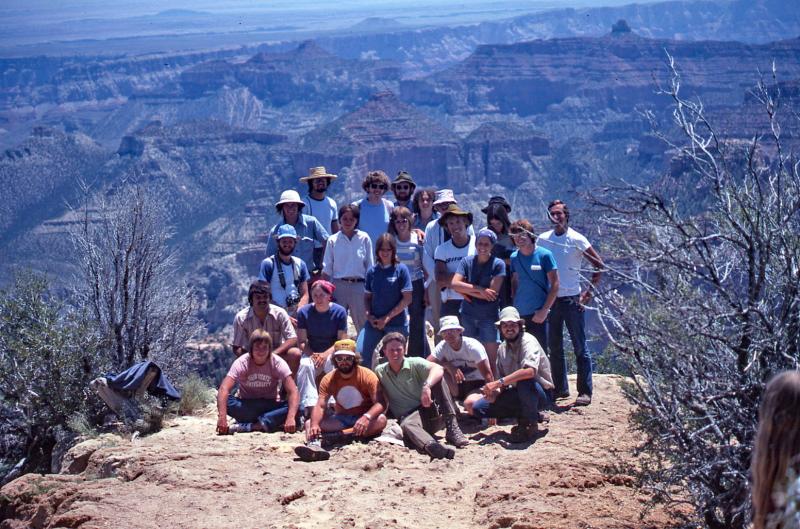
[{"x1": 177, "y1": 373, "x2": 215, "y2": 416}]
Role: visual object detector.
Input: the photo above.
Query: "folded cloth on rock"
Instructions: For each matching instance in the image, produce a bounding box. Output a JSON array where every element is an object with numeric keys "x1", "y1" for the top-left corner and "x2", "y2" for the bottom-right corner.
[{"x1": 105, "y1": 361, "x2": 181, "y2": 400}]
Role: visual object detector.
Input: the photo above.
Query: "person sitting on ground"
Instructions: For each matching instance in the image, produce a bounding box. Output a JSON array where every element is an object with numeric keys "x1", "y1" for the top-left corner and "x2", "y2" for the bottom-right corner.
[
  {"x1": 353, "y1": 170, "x2": 394, "y2": 248},
  {"x1": 266, "y1": 189, "x2": 329, "y2": 274},
  {"x1": 321, "y1": 203, "x2": 373, "y2": 333},
  {"x1": 390, "y1": 206, "x2": 427, "y2": 357},
  {"x1": 362, "y1": 233, "x2": 413, "y2": 368},
  {"x1": 217, "y1": 329, "x2": 299, "y2": 434},
  {"x1": 375, "y1": 332, "x2": 469, "y2": 460},
  {"x1": 752, "y1": 370, "x2": 800, "y2": 529},
  {"x1": 232, "y1": 281, "x2": 318, "y2": 414},
  {"x1": 296, "y1": 280, "x2": 348, "y2": 378},
  {"x1": 294, "y1": 339, "x2": 388, "y2": 462},
  {"x1": 259, "y1": 224, "x2": 310, "y2": 323},
  {"x1": 427, "y1": 316, "x2": 494, "y2": 410},
  {"x1": 450, "y1": 227, "x2": 506, "y2": 373},
  {"x1": 434, "y1": 203, "x2": 477, "y2": 318},
  {"x1": 464, "y1": 307, "x2": 554, "y2": 443},
  {"x1": 391, "y1": 170, "x2": 416, "y2": 209}
]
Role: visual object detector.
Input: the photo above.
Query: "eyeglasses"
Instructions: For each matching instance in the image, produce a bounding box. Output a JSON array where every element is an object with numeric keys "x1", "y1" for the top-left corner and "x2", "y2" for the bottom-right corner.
[
  {"x1": 369, "y1": 183, "x2": 387, "y2": 190},
  {"x1": 333, "y1": 355, "x2": 354, "y2": 363},
  {"x1": 394, "y1": 218, "x2": 410, "y2": 224},
  {"x1": 394, "y1": 184, "x2": 411, "y2": 191}
]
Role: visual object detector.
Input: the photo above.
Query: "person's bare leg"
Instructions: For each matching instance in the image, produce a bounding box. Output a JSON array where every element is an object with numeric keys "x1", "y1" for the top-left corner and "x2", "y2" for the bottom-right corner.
[
  {"x1": 364, "y1": 414, "x2": 388, "y2": 437},
  {"x1": 463, "y1": 393, "x2": 482, "y2": 416},
  {"x1": 484, "y1": 342, "x2": 499, "y2": 378}
]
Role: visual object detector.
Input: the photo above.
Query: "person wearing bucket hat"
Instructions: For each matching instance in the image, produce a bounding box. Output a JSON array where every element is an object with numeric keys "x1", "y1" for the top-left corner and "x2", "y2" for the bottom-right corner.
[
  {"x1": 450, "y1": 228, "x2": 506, "y2": 374},
  {"x1": 422, "y1": 190, "x2": 476, "y2": 330},
  {"x1": 391, "y1": 170, "x2": 416, "y2": 209},
  {"x1": 294, "y1": 338, "x2": 388, "y2": 462},
  {"x1": 464, "y1": 306, "x2": 554, "y2": 443},
  {"x1": 537, "y1": 199, "x2": 604, "y2": 406},
  {"x1": 258, "y1": 224, "x2": 310, "y2": 318},
  {"x1": 267, "y1": 189, "x2": 329, "y2": 274},
  {"x1": 353, "y1": 170, "x2": 394, "y2": 248},
  {"x1": 481, "y1": 196, "x2": 512, "y2": 215},
  {"x1": 434, "y1": 203, "x2": 477, "y2": 318},
  {"x1": 427, "y1": 315, "x2": 494, "y2": 404},
  {"x1": 301, "y1": 167, "x2": 340, "y2": 269}
]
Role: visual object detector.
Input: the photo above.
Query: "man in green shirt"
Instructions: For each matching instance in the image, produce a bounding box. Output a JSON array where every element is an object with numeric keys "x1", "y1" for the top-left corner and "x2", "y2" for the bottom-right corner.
[{"x1": 375, "y1": 332, "x2": 468, "y2": 459}]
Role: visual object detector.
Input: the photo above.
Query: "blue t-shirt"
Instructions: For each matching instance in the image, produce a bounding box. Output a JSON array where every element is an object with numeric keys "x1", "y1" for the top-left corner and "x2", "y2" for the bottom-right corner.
[
  {"x1": 365, "y1": 263, "x2": 413, "y2": 327},
  {"x1": 258, "y1": 256, "x2": 310, "y2": 308},
  {"x1": 296, "y1": 302, "x2": 348, "y2": 352},
  {"x1": 510, "y1": 247, "x2": 557, "y2": 315},
  {"x1": 456, "y1": 255, "x2": 506, "y2": 320},
  {"x1": 356, "y1": 198, "x2": 392, "y2": 248}
]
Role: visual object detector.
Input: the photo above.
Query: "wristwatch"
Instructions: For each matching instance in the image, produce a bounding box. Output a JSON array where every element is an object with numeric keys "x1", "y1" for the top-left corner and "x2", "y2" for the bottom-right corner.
[{"x1": 499, "y1": 377, "x2": 505, "y2": 386}]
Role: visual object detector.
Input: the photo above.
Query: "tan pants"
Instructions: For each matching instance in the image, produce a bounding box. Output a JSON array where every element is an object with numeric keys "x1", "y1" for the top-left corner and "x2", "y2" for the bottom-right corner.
[
  {"x1": 333, "y1": 278, "x2": 368, "y2": 334},
  {"x1": 425, "y1": 281, "x2": 442, "y2": 333}
]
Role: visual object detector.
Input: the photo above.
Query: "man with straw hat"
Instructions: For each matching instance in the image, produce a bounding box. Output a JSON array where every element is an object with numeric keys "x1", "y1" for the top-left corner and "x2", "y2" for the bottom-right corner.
[
  {"x1": 464, "y1": 306, "x2": 554, "y2": 444},
  {"x1": 266, "y1": 189, "x2": 329, "y2": 274},
  {"x1": 294, "y1": 339, "x2": 387, "y2": 462},
  {"x1": 301, "y1": 166, "x2": 339, "y2": 271}
]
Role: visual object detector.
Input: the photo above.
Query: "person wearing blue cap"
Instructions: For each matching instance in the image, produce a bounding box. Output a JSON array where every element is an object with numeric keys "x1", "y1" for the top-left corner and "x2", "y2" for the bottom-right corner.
[{"x1": 259, "y1": 224, "x2": 310, "y2": 322}]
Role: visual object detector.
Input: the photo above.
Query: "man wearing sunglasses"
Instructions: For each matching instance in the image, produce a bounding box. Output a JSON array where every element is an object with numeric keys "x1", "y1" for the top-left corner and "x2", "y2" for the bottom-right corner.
[
  {"x1": 353, "y1": 170, "x2": 394, "y2": 248},
  {"x1": 294, "y1": 339, "x2": 387, "y2": 462},
  {"x1": 391, "y1": 170, "x2": 416, "y2": 209}
]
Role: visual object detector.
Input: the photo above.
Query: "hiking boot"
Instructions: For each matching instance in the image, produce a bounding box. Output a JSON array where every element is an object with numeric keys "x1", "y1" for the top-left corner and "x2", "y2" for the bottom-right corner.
[
  {"x1": 445, "y1": 415, "x2": 469, "y2": 448},
  {"x1": 575, "y1": 394, "x2": 592, "y2": 406},
  {"x1": 424, "y1": 441, "x2": 455, "y2": 460},
  {"x1": 321, "y1": 430, "x2": 355, "y2": 449},
  {"x1": 509, "y1": 420, "x2": 540, "y2": 443},
  {"x1": 294, "y1": 440, "x2": 330, "y2": 462}
]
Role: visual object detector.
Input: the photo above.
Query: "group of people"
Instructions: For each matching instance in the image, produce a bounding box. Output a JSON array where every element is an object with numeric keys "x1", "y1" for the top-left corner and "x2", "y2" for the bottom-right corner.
[{"x1": 217, "y1": 166, "x2": 605, "y2": 461}]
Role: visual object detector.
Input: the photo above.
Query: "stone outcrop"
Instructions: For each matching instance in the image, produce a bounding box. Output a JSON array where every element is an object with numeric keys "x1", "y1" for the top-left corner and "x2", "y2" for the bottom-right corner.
[{"x1": 464, "y1": 122, "x2": 550, "y2": 187}]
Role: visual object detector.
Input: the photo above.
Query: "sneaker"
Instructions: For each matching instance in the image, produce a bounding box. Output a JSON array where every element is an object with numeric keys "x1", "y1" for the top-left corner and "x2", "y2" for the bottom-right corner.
[
  {"x1": 229, "y1": 422, "x2": 253, "y2": 433},
  {"x1": 424, "y1": 441, "x2": 455, "y2": 460},
  {"x1": 445, "y1": 416, "x2": 469, "y2": 448},
  {"x1": 575, "y1": 394, "x2": 592, "y2": 406},
  {"x1": 294, "y1": 441, "x2": 330, "y2": 462}
]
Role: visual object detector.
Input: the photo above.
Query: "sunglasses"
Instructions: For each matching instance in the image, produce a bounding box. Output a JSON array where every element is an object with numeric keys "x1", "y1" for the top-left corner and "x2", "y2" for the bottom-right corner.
[
  {"x1": 394, "y1": 218, "x2": 410, "y2": 224},
  {"x1": 394, "y1": 184, "x2": 411, "y2": 191},
  {"x1": 333, "y1": 355, "x2": 355, "y2": 362},
  {"x1": 369, "y1": 183, "x2": 387, "y2": 190}
]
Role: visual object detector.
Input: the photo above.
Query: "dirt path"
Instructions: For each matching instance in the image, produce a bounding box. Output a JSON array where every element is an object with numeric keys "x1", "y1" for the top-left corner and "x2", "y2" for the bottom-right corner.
[{"x1": 1, "y1": 375, "x2": 676, "y2": 529}]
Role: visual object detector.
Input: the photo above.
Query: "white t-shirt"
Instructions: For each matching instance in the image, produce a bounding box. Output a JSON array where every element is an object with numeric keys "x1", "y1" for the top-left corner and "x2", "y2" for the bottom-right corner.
[
  {"x1": 537, "y1": 227, "x2": 592, "y2": 297},
  {"x1": 303, "y1": 195, "x2": 338, "y2": 248},
  {"x1": 434, "y1": 235, "x2": 476, "y2": 302},
  {"x1": 432, "y1": 336, "x2": 488, "y2": 381}
]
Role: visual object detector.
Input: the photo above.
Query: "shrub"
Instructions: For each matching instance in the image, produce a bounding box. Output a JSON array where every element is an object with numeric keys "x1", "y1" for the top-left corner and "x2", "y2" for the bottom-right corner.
[{"x1": 176, "y1": 374, "x2": 215, "y2": 416}]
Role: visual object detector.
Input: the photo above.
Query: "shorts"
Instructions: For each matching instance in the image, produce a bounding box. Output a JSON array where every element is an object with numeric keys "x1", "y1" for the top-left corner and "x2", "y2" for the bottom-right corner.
[
  {"x1": 460, "y1": 312, "x2": 500, "y2": 343},
  {"x1": 328, "y1": 413, "x2": 360, "y2": 428}
]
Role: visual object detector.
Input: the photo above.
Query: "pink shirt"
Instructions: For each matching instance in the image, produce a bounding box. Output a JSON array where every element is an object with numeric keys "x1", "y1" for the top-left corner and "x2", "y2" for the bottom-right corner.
[{"x1": 226, "y1": 353, "x2": 292, "y2": 400}]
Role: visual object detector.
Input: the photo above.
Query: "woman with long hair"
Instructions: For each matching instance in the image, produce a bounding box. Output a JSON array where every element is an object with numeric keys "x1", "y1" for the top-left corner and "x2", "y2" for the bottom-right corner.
[
  {"x1": 484, "y1": 201, "x2": 514, "y2": 307},
  {"x1": 752, "y1": 370, "x2": 800, "y2": 529},
  {"x1": 412, "y1": 187, "x2": 438, "y2": 230},
  {"x1": 390, "y1": 206, "x2": 427, "y2": 357}
]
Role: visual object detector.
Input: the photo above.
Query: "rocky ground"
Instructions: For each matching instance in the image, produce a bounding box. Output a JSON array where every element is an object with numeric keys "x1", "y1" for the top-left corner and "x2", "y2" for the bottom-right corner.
[{"x1": 1, "y1": 375, "x2": 679, "y2": 529}]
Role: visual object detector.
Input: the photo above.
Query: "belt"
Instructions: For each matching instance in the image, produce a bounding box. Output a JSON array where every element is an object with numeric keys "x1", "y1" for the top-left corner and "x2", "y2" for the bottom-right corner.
[{"x1": 336, "y1": 277, "x2": 365, "y2": 283}]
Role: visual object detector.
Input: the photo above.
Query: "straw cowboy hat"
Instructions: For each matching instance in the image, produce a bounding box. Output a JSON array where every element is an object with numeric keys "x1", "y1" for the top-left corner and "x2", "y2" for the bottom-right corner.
[{"x1": 300, "y1": 166, "x2": 338, "y2": 183}]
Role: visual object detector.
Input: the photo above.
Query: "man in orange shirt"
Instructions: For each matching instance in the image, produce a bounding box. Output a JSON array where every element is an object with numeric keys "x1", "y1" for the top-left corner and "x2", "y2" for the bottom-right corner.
[{"x1": 294, "y1": 339, "x2": 387, "y2": 461}]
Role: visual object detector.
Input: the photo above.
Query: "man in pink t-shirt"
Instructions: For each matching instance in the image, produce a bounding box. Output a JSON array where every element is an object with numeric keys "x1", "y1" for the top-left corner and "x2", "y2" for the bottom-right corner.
[{"x1": 217, "y1": 329, "x2": 299, "y2": 434}]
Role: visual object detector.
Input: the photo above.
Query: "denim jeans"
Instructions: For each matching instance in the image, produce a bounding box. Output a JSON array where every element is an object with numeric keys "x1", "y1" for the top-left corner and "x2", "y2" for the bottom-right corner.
[
  {"x1": 548, "y1": 295, "x2": 593, "y2": 396},
  {"x1": 226, "y1": 396, "x2": 288, "y2": 431},
  {"x1": 407, "y1": 278, "x2": 427, "y2": 357},
  {"x1": 471, "y1": 379, "x2": 550, "y2": 422},
  {"x1": 361, "y1": 321, "x2": 409, "y2": 369},
  {"x1": 460, "y1": 311, "x2": 499, "y2": 343}
]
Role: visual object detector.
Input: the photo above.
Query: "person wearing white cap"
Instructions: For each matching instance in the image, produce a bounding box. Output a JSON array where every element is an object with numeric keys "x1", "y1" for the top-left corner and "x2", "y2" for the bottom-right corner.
[
  {"x1": 463, "y1": 306, "x2": 554, "y2": 443},
  {"x1": 422, "y1": 189, "x2": 475, "y2": 331},
  {"x1": 427, "y1": 316, "x2": 494, "y2": 409},
  {"x1": 301, "y1": 167, "x2": 340, "y2": 270},
  {"x1": 294, "y1": 339, "x2": 387, "y2": 462},
  {"x1": 266, "y1": 189, "x2": 329, "y2": 274}
]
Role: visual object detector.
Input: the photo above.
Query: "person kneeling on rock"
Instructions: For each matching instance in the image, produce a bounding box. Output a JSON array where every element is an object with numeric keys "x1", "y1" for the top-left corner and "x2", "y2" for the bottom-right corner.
[
  {"x1": 375, "y1": 332, "x2": 469, "y2": 460},
  {"x1": 294, "y1": 339, "x2": 387, "y2": 462},
  {"x1": 217, "y1": 329, "x2": 299, "y2": 434},
  {"x1": 463, "y1": 307, "x2": 553, "y2": 443}
]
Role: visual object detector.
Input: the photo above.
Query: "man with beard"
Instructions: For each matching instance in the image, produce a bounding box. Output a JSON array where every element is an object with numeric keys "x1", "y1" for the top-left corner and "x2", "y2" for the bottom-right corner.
[
  {"x1": 376, "y1": 332, "x2": 469, "y2": 460},
  {"x1": 294, "y1": 339, "x2": 387, "y2": 462},
  {"x1": 301, "y1": 166, "x2": 339, "y2": 273},
  {"x1": 259, "y1": 224, "x2": 310, "y2": 323},
  {"x1": 391, "y1": 170, "x2": 416, "y2": 209},
  {"x1": 464, "y1": 307, "x2": 554, "y2": 443},
  {"x1": 266, "y1": 189, "x2": 329, "y2": 274},
  {"x1": 231, "y1": 281, "x2": 319, "y2": 416}
]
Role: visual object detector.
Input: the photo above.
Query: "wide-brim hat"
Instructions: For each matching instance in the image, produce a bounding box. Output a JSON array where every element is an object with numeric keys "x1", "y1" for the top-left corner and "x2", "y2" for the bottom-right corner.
[
  {"x1": 433, "y1": 189, "x2": 456, "y2": 206},
  {"x1": 300, "y1": 166, "x2": 338, "y2": 183},
  {"x1": 438, "y1": 315, "x2": 464, "y2": 334},
  {"x1": 481, "y1": 195, "x2": 512, "y2": 214},
  {"x1": 392, "y1": 170, "x2": 416, "y2": 189},
  {"x1": 438, "y1": 203, "x2": 473, "y2": 226},
  {"x1": 275, "y1": 189, "x2": 305, "y2": 210},
  {"x1": 495, "y1": 306, "x2": 525, "y2": 328},
  {"x1": 333, "y1": 338, "x2": 357, "y2": 356}
]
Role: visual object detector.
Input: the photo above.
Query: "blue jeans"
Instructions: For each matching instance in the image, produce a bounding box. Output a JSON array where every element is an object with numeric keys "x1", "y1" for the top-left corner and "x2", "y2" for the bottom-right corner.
[
  {"x1": 361, "y1": 320, "x2": 409, "y2": 368},
  {"x1": 460, "y1": 311, "x2": 499, "y2": 343},
  {"x1": 471, "y1": 379, "x2": 550, "y2": 422},
  {"x1": 521, "y1": 313, "x2": 547, "y2": 355},
  {"x1": 548, "y1": 295, "x2": 593, "y2": 396},
  {"x1": 226, "y1": 396, "x2": 288, "y2": 431}
]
